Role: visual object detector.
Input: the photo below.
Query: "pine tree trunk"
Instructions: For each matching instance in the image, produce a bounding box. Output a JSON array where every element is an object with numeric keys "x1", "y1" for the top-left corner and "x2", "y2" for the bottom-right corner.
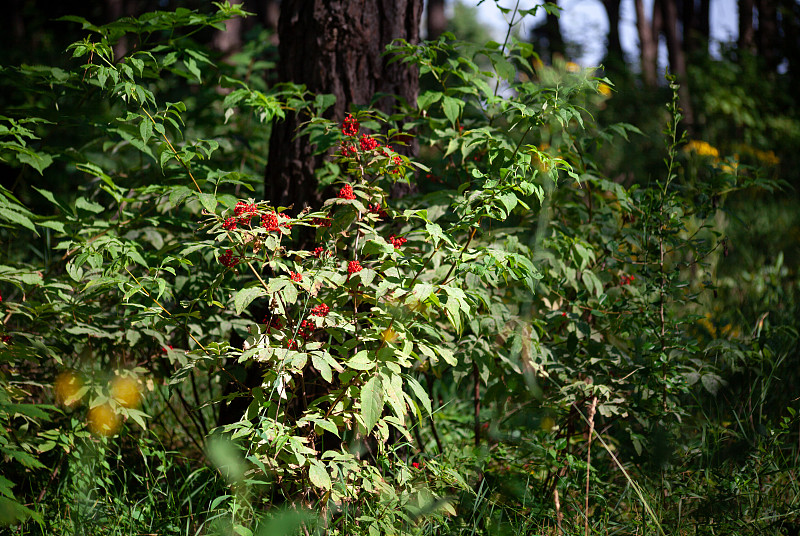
[
  {"x1": 738, "y1": 0, "x2": 756, "y2": 53},
  {"x1": 661, "y1": 0, "x2": 694, "y2": 129},
  {"x1": 635, "y1": 0, "x2": 658, "y2": 87},
  {"x1": 602, "y1": 0, "x2": 623, "y2": 65},
  {"x1": 427, "y1": 0, "x2": 447, "y2": 40},
  {"x1": 265, "y1": 0, "x2": 422, "y2": 209}
]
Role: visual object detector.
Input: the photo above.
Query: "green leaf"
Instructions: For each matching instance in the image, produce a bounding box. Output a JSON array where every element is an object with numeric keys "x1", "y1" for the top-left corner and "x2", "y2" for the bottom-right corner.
[
  {"x1": 346, "y1": 350, "x2": 375, "y2": 371},
  {"x1": 75, "y1": 197, "x2": 104, "y2": 214},
  {"x1": 403, "y1": 374, "x2": 432, "y2": 416},
  {"x1": 197, "y1": 192, "x2": 217, "y2": 213},
  {"x1": 417, "y1": 91, "x2": 442, "y2": 110},
  {"x1": 308, "y1": 460, "x2": 331, "y2": 490},
  {"x1": 312, "y1": 417, "x2": 340, "y2": 437},
  {"x1": 168, "y1": 186, "x2": 193, "y2": 207},
  {"x1": 0, "y1": 207, "x2": 37, "y2": 233},
  {"x1": 234, "y1": 286, "x2": 267, "y2": 315},
  {"x1": 311, "y1": 353, "x2": 333, "y2": 382},
  {"x1": 16, "y1": 151, "x2": 53, "y2": 175},
  {"x1": 140, "y1": 117, "x2": 153, "y2": 143},
  {"x1": 361, "y1": 375, "x2": 383, "y2": 433},
  {"x1": 442, "y1": 96, "x2": 463, "y2": 126}
]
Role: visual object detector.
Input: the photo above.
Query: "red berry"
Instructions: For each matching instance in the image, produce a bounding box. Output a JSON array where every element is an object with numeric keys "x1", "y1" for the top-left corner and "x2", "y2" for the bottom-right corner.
[
  {"x1": 223, "y1": 217, "x2": 237, "y2": 231},
  {"x1": 290, "y1": 271, "x2": 302, "y2": 282},
  {"x1": 219, "y1": 249, "x2": 239, "y2": 267},
  {"x1": 347, "y1": 260, "x2": 362, "y2": 275},
  {"x1": 360, "y1": 134, "x2": 379, "y2": 152},
  {"x1": 261, "y1": 212, "x2": 280, "y2": 231},
  {"x1": 338, "y1": 184, "x2": 356, "y2": 200},
  {"x1": 342, "y1": 114, "x2": 359, "y2": 137},
  {"x1": 310, "y1": 304, "x2": 329, "y2": 317}
]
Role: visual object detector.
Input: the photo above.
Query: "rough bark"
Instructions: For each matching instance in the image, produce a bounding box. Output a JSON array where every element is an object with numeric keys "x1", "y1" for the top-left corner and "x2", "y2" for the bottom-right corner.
[
  {"x1": 601, "y1": 0, "x2": 624, "y2": 64},
  {"x1": 660, "y1": 0, "x2": 694, "y2": 128},
  {"x1": 738, "y1": 0, "x2": 756, "y2": 53},
  {"x1": 265, "y1": 0, "x2": 423, "y2": 209},
  {"x1": 635, "y1": 0, "x2": 658, "y2": 87},
  {"x1": 427, "y1": 0, "x2": 447, "y2": 40},
  {"x1": 755, "y1": 0, "x2": 780, "y2": 71}
]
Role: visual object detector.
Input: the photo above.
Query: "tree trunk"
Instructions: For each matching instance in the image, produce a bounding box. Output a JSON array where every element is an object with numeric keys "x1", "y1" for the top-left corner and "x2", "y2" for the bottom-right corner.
[
  {"x1": 635, "y1": 0, "x2": 658, "y2": 87},
  {"x1": 660, "y1": 0, "x2": 694, "y2": 128},
  {"x1": 601, "y1": 0, "x2": 624, "y2": 67},
  {"x1": 755, "y1": 0, "x2": 780, "y2": 71},
  {"x1": 427, "y1": 0, "x2": 447, "y2": 40},
  {"x1": 738, "y1": 0, "x2": 756, "y2": 53},
  {"x1": 546, "y1": 0, "x2": 566, "y2": 61},
  {"x1": 682, "y1": 0, "x2": 710, "y2": 57},
  {"x1": 265, "y1": 0, "x2": 423, "y2": 209},
  {"x1": 212, "y1": 0, "x2": 243, "y2": 57}
]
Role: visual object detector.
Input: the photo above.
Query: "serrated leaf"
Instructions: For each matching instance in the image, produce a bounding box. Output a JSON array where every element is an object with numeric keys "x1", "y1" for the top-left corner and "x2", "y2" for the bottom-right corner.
[
  {"x1": 313, "y1": 417, "x2": 340, "y2": 437},
  {"x1": 168, "y1": 186, "x2": 193, "y2": 207},
  {"x1": 197, "y1": 192, "x2": 217, "y2": 213},
  {"x1": 701, "y1": 373, "x2": 725, "y2": 396},
  {"x1": 0, "y1": 207, "x2": 37, "y2": 233},
  {"x1": 75, "y1": 197, "x2": 104, "y2": 214},
  {"x1": 361, "y1": 375, "x2": 383, "y2": 433},
  {"x1": 234, "y1": 286, "x2": 266, "y2": 315},
  {"x1": 442, "y1": 96, "x2": 462, "y2": 126},
  {"x1": 403, "y1": 374, "x2": 432, "y2": 416},
  {"x1": 417, "y1": 91, "x2": 442, "y2": 110},
  {"x1": 308, "y1": 460, "x2": 331, "y2": 490},
  {"x1": 312, "y1": 353, "x2": 333, "y2": 382},
  {"x1": 17, "y1": 151, "x2": 53, "y2": 175},
  {"x1": 346, "y1": 350, "x2": 375, "y2": 371},
  {"x1": 139, "y1": 118, "x2": 153, "y2": 143}
]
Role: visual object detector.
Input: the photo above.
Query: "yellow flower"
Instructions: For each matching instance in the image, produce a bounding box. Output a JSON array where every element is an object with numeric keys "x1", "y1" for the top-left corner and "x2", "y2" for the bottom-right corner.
[
  {"x1": 566, "y1": 61, "x2": 580, "y2": 73},
  {"x1": 684, "y1": 140, "x2": 719, "y2": 158},
  {"x1": 110, "y1": 374, "x2": 142, "y2": 409},
  {"x1": 54, "y1": 371, "x2": 85, "y2": 408},
  {"x1": 597, "y1": 83, "x2": 612, "y2": 97},
  {"x1": 88, "y1": 403, "x2": 120, "y2": 437}
]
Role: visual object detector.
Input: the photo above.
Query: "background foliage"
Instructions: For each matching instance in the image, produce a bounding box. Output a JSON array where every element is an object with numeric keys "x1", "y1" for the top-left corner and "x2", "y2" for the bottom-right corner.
[{"x1": 0, "y1": 1, "x2": 798, "y2": 535}]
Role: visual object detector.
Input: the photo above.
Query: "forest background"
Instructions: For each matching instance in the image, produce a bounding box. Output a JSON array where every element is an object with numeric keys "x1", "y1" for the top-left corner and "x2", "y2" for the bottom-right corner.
[{"x1": 0, "y1": 0, "x2": 798, "y2": 534}]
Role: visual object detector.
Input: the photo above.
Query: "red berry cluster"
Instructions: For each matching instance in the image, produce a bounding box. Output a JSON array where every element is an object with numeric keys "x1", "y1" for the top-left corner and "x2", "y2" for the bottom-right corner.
[
  {"x1": 388, "y1": 234, "x2": 407, "y2": 249},
  {"x1": 347, "y1": 260, "x2": 362, "y2": 275},
  {"x1": 338, "y1": 184, "x2": 356, "y2": 200},
  {"x1": 219, "y1": 249, "x2": 239, "y2": 267},
  {"x1": 342, "y1": 114, "x2": 359, "y2": 137},
  {"x1": 620, "y1": 274, "x2": 636, "y2": 285},
  {"x1": 313, "y1": 217, "x2": 332, "y2": 228},
  {"x1": 310, "y1": 304, "x2": 329, "y2": 317},
  {"x1": 298, "y1": 319, "x2": 314, "y2": 339},
  {"x1": 234, "y1": 201, "x2": 258, "y2": 224},
  {"x1": 286, "y1": 338, "x2": 298, "y2": 350},
  {"x1": 368, "y1": 203, "x2": 388, "y2": 218},
  {"x1": 261, "y1": 212, "x2": 279, "y2": 231},
  {"x1": 223, "y1": 217, "x2": 238, "y2": 231},
  {"x1": 360, "y1": 134, "x2": 379, "y2": 152},
  {"x1": 1, "y1": 335, "x2": 10, "y2": 344},
  {"x1": 0, "y1": 291, "x2": 3, "y2": 303},
  {"x1": 263, "y1": 316, "x2": 284, "y2": 332},
  {"x1": 340, "y1": 142, "x2": 358, "y2": 158},
  {"x1": 312, "y1": 246, "x2": 325, "y2": 258},
  {"x1": 290, "y1": 271, "x2": 303, "y2": 282}
]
